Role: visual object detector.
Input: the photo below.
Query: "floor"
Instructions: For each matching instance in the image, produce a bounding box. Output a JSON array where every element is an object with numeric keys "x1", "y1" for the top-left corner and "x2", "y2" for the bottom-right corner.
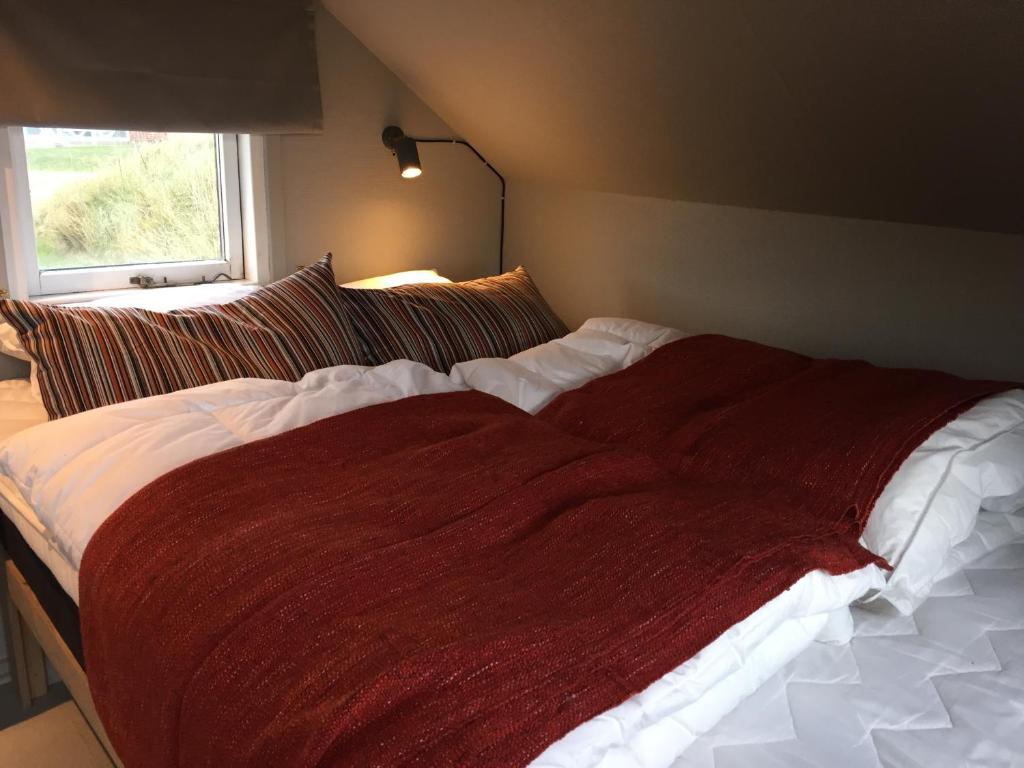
[
  {"x1": 0, "y1": 700, "x2": 113, "y2": 768},
  {"x1": 0, "y1": 679, "x2": 70, "y2": 730}
]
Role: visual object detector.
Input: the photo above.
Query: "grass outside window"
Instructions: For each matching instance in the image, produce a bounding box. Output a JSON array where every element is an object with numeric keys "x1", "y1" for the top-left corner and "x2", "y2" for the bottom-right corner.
[{"x1": 25, "y1": 132, "x2": 223, "y2": 270}]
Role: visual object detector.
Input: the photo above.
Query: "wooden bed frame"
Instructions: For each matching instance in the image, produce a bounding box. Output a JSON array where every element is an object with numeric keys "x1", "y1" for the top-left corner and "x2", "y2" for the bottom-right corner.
[{"x1": 2, "y1": 558, "x2": 122, "y2": 766}]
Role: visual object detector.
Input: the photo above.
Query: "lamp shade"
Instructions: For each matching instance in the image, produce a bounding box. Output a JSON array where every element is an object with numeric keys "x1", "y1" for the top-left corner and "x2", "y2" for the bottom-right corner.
[
  {"x1": 382, "y1": 126, "x2": 422, "y2": 179},
  {"x1": 377, "y1": 124, "x2": 505, "y2": 274},
  {"x1": 395, "y1": 139, "x2": 422, "y2": 178}
]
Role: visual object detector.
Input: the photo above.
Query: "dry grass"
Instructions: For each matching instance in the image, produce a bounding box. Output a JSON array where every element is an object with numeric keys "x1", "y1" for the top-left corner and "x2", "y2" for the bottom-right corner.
[{"x1": 33, "y1": 139, "x2": 222, "y2": 269}]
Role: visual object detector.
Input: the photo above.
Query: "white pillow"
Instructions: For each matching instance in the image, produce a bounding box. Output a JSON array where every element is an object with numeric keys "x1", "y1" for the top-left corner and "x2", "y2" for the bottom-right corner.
[
  {"x1": 0, "y1": 320, "x2": 30, "y2": 362},
  {"x1": 68, "y1": 282, "x2": 257, "y2": 310},
  {"x1": 861, "y1": 390, "x2": 1024, "y2": 613},
  {"x1": 0, "y1": 379, "x2": 48, "y2": 443},
  {"x1": 341, "y1": 269, "x2": 451, "y2": 290}
]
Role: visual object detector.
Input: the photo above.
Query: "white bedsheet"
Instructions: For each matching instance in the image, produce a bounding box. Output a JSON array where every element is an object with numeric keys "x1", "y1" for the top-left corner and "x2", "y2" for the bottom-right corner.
[
  {"x1": 0, "y1": 355, "x2": 887, "y2": 768},
  {"x1": 451, "y1": 318, "x2": 1024, "y2": 614},
  {"x1": 680, "y1": 508, "x2": 1024, "y2": 768}
]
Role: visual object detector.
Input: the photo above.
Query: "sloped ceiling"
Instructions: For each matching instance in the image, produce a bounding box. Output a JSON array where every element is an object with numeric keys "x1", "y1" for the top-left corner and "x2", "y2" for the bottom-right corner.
[{"x1": 324, "y1": 0, "x2": 1024, "y2": 234}]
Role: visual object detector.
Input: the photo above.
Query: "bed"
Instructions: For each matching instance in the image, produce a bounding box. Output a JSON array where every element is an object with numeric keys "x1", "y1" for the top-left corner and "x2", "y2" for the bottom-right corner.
[
  {"x1": 0, "y1": 366, "x2": 886, "y2": 767},
  {"x1": 1, "y1": 303, "x2": 1022, "y2": 766}
]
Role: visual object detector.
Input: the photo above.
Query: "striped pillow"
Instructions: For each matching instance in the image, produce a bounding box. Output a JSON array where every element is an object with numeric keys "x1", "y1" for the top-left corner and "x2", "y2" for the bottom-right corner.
[
  {"x1": 0, "y1": 255, "x2": 366, "y2": 419},
  {"x1": 338, "y1": 266, "x2": 569, "y2": 372}
]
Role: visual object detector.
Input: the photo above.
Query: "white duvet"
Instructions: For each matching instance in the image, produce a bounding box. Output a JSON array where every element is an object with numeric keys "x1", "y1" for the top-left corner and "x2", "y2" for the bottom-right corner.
[
  {"x1": 1, "y1": 316, "x2": 1020, "y2": 766},
  {"x1": 0, "y1": 361, "x2": 458, "y2": 574}
]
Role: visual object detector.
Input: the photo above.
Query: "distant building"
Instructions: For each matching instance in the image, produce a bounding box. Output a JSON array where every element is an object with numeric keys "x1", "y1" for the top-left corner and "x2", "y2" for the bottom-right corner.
[
  {"x1": 128, "y1": 131, "x2": 168, "y2": 143},
  {"x1": 23, "y1": 128, "x2": 130, "y2": 148}
]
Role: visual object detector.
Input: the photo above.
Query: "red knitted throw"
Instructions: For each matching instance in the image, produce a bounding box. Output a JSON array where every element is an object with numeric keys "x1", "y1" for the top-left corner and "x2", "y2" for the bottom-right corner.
[
  {"x1": 81, "y1": 391, "x2": 880, "y2": 768},
  {"x1": 539, "y1": 335, "x2": 1016, "y2": 532}
]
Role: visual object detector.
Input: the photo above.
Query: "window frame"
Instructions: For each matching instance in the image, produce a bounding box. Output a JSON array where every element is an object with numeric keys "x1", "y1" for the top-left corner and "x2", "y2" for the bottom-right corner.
[{"x1": 0, "y1": 127, "x2": 248, "y2": 297}]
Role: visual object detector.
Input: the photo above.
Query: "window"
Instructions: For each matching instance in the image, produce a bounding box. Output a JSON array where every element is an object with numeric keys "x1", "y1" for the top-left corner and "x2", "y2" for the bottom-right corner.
[{"x1": 1, "y1": 127, "x2": 251, "y2": 296}]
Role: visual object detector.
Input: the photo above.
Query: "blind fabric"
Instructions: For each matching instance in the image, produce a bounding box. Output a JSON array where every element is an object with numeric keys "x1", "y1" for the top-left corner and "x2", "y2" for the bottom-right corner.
[{"x1": 0, "y1": 0, "x2": 322, "y2": 133}]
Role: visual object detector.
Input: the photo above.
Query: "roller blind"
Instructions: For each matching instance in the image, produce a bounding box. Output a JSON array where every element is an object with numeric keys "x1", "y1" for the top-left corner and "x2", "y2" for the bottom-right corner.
[{"x1": 0, "y1": 0, "x2": 322, "y2": 133}]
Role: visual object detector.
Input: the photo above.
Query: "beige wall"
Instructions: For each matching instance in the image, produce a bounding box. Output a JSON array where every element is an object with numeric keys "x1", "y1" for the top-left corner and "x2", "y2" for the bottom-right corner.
[
  {"x1": 507, "y1": 180, "x2": 1024, "y2": 381},
  {"x1": 327, "y1": 0, "x2": 1024, "y2": 236},
  {"x1": 267, "y1": 9, "x2": 501, "y2": 283}
]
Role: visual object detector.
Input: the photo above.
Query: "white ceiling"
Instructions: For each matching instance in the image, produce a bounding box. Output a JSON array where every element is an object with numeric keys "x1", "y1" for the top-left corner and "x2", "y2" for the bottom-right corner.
[{"x1": 325, "y1": 0, "x2": 1024, "y2": 234}]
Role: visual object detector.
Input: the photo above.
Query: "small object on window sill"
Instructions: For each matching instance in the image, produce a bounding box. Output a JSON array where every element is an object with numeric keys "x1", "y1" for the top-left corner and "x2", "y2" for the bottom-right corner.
[
  {"x1": 130, "y1": 274, "x2": 235, "y2": 290},
  {"x1": 0, "y1": 287, "x2": 8, "y2": 299},
  {"x1": 130, "y1": 275, "x2": 179, "y2": 290},
  {"x1": 196, "y1": 273, "x2": 234, "y2": 285}
]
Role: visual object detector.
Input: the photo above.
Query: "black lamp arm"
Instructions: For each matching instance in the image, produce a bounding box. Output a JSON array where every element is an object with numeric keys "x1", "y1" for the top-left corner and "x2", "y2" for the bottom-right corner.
[{"x1": 406, "y1": 136, "x2": 506, "y2": 275}]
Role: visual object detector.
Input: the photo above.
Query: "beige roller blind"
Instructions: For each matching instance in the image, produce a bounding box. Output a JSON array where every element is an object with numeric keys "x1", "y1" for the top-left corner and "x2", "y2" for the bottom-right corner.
[{"x1": 0, "y1": 0, "x2": 322, "y2": 133}]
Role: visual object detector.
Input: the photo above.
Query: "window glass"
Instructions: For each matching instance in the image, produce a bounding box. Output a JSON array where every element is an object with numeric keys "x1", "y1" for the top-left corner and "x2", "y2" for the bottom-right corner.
[{"x1": 23, "y1": 128, "x2": 223, "y2": 270}]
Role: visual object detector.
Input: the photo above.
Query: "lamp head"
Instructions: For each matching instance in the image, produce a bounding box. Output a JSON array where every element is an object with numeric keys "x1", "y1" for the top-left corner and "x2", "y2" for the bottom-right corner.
[{"x1": 382, "y1": 125, "x2": 422, "y2": 179}]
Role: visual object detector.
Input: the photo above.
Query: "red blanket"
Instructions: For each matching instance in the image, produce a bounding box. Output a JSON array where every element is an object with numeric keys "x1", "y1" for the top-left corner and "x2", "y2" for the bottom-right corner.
[
  {"x1": 80, "y1": 391, "x2": 880, "y2": 768},
  {"x1": 539, "y1": 335, "x2": 1015, "y2": 532}
]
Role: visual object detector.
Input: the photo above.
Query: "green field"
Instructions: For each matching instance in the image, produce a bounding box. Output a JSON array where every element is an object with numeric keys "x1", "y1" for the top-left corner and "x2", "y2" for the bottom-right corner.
[
  {"x1": 27, "y1": 139, "x2": 222, "y2": 269},
  {"x1": 27, "y1": 144, "x2": 136, "y2": 173}
]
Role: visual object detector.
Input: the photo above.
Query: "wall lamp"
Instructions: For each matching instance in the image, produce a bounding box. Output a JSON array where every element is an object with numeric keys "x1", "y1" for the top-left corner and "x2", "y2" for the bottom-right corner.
[{"x1": 381, "y1": 125, "x2": 505, "y2": 274}]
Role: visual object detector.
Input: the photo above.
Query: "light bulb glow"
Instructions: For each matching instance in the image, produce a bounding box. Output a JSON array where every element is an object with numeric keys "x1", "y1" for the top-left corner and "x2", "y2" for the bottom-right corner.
[{"x1": 401, "y1": 166, "x2": 422, "y2": 179}]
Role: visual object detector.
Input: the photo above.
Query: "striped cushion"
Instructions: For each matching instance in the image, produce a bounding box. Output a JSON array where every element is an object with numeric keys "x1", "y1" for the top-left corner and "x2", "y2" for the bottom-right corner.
[
  {"x1": 0, "y1": 255, "x2": 366, "y2": 419},
  {"x1": 339, "y1": 267, "x2": 568, "y2": 372}
]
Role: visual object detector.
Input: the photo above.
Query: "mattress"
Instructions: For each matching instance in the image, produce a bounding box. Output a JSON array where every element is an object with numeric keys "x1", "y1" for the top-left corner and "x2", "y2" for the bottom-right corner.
[
  {"x1": 0, "y1": 381, "x2": 73, "y2": 597},
  {"x1": 679, "y1": 507, "x2": 1024, "y2": 767},
  {"x1": 0, "y1": 474, "x2": 79, "y2": 604},
  {"x1": 0, "y1": 380, "x2": 83, "y2": 660},
  {"x1": 0, "y1": 514, "x2": 83, "y2": 665},
  {"x1": 0, "y1": 380, "x2": 76, "y2": 592}
]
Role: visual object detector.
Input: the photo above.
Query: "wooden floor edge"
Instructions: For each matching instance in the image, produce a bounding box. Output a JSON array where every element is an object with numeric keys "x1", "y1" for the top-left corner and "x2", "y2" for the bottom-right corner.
[{"x1": 4, "y1": 560, "x2": 123, "y2": 767}]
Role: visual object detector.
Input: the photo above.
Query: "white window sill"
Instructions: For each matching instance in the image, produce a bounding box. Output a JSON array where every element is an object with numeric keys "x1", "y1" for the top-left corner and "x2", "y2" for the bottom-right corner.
[{"x1": 35, "y1": 280, "x2": 259, "y2": 308}]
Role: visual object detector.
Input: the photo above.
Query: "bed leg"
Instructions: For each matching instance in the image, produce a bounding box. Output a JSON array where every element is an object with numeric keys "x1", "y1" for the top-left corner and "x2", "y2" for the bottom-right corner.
[
  {"x1": 4, "y1": 560, "x2": 123, "y2": 766},
  {"x1": 5, "y1": 590, "x2": 37, "y2": 708},
  {"x1": 2, "y1": 554, "x2": 50, "y2": 708},
  {"x1": 23, "y1": 617, "x2": 48, "y2": 699}
]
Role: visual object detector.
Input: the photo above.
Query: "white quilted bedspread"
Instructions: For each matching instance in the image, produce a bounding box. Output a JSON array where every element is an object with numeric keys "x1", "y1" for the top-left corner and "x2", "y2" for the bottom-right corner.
[{"x1": 678, "y1": 509, "x2": 1024, "y2": 768}]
